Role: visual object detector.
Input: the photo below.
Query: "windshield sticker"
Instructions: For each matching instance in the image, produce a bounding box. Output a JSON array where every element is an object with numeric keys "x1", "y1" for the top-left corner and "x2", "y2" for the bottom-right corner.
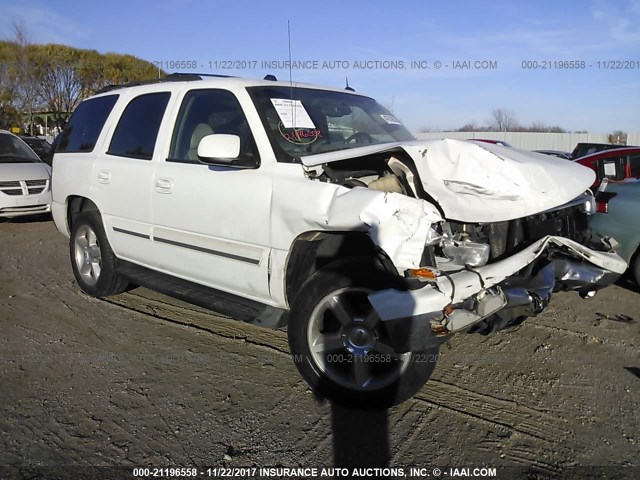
[
  {"x1": 271, "y1": 99, "x2": 316, "y2": 129},
  {"x1": 380, "y1": 114, "x2": 402, "y2": 125},
  {"x1": 277, "y1": 122, "x2": 322, "y2": 145}
]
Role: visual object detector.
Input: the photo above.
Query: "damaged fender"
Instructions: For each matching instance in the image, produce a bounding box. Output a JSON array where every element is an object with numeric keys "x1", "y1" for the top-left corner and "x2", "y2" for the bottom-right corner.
[
  {"x1": 275, "y1": 179, "x2": 442, "y2": 270},
  {"x1": 357, "y1": 192, "x2": 442, "y2": 269}
]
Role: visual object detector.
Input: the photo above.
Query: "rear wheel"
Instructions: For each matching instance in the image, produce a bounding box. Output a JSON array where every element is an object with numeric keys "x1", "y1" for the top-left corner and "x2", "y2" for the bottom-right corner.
[
  {"x1": 70, "y1": 210, "x2": 128, "y2": 297},
  {"x1": 288, "y1": 268, "x2": 440, "y2": 408}
]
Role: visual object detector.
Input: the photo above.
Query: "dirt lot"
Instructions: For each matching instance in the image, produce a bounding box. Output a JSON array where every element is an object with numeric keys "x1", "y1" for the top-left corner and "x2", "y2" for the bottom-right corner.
[{"x1": 0, "y1": 216, "x2": 638, "y2": 480}]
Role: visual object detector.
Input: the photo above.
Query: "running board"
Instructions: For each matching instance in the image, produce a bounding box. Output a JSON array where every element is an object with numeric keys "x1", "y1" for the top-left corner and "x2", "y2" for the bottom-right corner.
[{"x1": 116, "y1": 260, "x2": 287, "y2": 329}]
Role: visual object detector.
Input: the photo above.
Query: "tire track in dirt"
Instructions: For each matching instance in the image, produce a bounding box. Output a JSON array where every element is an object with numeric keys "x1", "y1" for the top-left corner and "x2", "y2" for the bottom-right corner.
[
  {"x1": 105, "y1": 289, "x2": 573, "y2": 449},
  {"x1": 414, "y1": 381, "x2": 571, "y2": 442}
]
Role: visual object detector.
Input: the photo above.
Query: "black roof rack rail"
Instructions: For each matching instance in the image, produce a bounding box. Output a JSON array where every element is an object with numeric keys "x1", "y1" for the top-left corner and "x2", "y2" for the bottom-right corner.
[
  {"x1": 94, "y1": 72, "x2": 236, "y2": 94},
  {"x1": 180, "y1": 73, "x2": 237, "y2": 79}
]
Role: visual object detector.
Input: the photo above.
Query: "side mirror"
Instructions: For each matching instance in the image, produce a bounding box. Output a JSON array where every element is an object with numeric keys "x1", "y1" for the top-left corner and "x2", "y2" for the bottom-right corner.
[{"x1": 197, "y1": 134, "x2": 240, "y2": 162}]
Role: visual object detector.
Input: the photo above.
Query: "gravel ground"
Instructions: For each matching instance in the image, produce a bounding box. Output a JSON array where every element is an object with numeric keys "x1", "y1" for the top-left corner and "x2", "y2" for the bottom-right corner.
[{"x1": 0, "y1": 216, "x2": 638, "y2": 480}]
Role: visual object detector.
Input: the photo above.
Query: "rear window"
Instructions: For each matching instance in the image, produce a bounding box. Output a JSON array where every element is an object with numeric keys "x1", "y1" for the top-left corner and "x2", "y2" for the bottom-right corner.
[
  {"x1": 107, "y1": 92, "x2": 171, "y2": 160},
  {"x1": 56, "y1": 95, "x2": 118, "y2": 153}
]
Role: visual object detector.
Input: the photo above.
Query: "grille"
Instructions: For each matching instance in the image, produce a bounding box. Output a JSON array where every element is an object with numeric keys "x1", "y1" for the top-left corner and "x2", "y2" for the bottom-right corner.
[
  {"x1": 25, "y1": 179, "x2": 47, "y2": 195},
  {"x1": 0, "y1": 179, "x2": 48, "y2": 196}
]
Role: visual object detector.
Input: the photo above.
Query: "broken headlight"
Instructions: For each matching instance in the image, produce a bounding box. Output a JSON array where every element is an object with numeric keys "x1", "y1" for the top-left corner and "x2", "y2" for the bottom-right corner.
[{"x1": 442, "y1": 239, "x2": 490, "y2": 267}]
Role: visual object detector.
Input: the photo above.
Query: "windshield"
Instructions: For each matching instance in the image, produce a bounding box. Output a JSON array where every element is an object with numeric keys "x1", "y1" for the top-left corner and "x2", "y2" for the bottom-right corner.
[
  {"x1": 247, "y1": 86, "x2": 415, "y2": 161},
  {"x1": 0, "y1": 134, "x2": 42, "y2": 163}
]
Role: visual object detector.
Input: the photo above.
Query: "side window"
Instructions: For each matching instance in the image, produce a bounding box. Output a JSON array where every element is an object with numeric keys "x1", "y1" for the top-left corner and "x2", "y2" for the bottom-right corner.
[
  {"x1": 107, "y1": 92, "x2": 170, "y2": 160},
  {"x1": 597, "y1": 156, "x2": 625, "y2": 181},
  {"x1": 168, "y1": 89, "x2": 259, "y2": 164},
  {"x1": 56, "y1": 95, "x2": 118, "y2": 153},
  {"x1": 628, "y1": 154, "x2": 640, "y2": 178}
]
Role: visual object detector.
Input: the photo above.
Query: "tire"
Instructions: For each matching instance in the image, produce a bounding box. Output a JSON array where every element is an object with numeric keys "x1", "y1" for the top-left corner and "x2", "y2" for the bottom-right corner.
[
  {"x1": 69, "y1": 210, "x2": 128, "y2": 297},
  {"x1": 288, "y1": 268, "x2": 440, "y2": 408},
  {"x1": 633, "y1": 252, "x2": 640, "y2": 288}
]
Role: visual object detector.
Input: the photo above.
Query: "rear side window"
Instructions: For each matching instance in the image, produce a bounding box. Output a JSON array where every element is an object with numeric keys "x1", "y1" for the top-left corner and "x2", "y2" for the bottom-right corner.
[
  {"x1": 56, "y1": 95, "x2": 118, "y2": 153},
  {"x1": 597, "y1": 156, "x2": 625, "y2": 181},
  {"x1": 108, "y1": 92, "x2": 171, "y2": 160},
  {"x1": 628, "y1": 154, "x2": 640, "y2": 178}
]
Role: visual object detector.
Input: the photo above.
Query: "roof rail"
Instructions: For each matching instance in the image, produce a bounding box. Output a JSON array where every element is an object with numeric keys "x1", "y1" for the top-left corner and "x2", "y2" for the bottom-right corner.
[
  {"x1": 180, "y1": 73, "x2": 237, "y2": 79},
  {"x1": 94, "y1": 72, "x2": 236, "y2": 94}
]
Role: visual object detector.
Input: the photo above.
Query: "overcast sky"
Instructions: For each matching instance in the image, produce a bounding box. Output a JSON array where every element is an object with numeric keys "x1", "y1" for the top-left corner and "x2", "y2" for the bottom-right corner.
[{"x1": 1, "y1": 0, "x2": 639, "y2": 133}]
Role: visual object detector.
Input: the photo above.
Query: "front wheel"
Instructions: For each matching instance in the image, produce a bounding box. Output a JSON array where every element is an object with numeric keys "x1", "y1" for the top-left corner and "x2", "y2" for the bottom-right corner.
[{"x1": 288, "y1": 269, "x2": 440, "y2": 408}]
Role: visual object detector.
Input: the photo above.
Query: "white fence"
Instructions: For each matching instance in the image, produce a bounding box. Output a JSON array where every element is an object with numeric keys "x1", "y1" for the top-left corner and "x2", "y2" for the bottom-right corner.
[{"x1": 414, "y1": 131, "x2": 640, "y2": 152}]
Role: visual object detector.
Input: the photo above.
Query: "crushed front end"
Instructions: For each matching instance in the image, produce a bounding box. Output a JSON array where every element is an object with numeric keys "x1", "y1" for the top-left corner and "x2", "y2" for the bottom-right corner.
[
  {"x1": 368, "y1": 196, "x2": 627, "y2": 352},
  {"x1": 300, "y1": 139, "x2": 628, "y2": 353}
]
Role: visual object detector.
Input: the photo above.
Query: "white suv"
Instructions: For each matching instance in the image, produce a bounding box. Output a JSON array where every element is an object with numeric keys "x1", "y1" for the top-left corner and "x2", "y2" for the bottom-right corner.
[{"x1": 52, "y1": 73, "x2": 626, "y2": 407}]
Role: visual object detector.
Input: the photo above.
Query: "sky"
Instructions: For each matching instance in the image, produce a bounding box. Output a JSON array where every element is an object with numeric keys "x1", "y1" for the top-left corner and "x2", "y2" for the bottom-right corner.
[{"x1": 1, "y1": 0, "x2": 639, "y2": 133}]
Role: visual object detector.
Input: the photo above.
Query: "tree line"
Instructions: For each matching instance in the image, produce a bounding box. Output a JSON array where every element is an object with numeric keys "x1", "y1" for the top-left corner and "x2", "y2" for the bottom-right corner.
[
  {"x1": 0, "y1": 21, "x2": 162, "y2": 133},
  {"x1": 421, "y1": 108, "x2": 628, "y2": 142}
]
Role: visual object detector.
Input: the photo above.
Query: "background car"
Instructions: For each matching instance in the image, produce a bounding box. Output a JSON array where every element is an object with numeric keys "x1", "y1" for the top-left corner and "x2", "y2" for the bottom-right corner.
[
  {"x1": 533, "y1": 149, "x2": 571, "y2": 160},
  {"x1": 570, "y1": 142, "x2": 634, "y2": 159},
  {"x1": 574, "y1": 147, "x2": 640, "y2": 188},
  {"x1": 590, "y1": 179, "x2": 640, "y2": 286},
  {"x1": 0, "y1": 130, "x2": 52, "y2": 218},
  {"x1": 20, "y1": 136, "x2": 54, "y2": 166},
  {"x1": 468, "y1": 138, "x2": 512, "y2": 147}
]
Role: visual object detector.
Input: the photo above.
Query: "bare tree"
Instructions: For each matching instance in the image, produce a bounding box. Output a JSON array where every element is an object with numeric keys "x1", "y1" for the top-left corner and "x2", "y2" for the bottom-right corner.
[
  {"x1": 607, "y1": 130, "x2": 627, "y2": 145},
  {"x1": 9, "y1": 18, "x2": 42, "y2": 135},
  {"x1": 457, "y1": 121, "x2": 478, "y2": 132},
  {"x1": 490, "y1": 108, "x2": 518, "y2": 132},
  {"x1": 38, "y1": 45, "x2": 84, "y2": 129}
]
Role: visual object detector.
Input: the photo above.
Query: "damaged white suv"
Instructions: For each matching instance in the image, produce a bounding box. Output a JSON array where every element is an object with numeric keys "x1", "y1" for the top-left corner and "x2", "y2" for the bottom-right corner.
[{"x1": 52, "y1": 74, "x2": 626, "y2": 407}]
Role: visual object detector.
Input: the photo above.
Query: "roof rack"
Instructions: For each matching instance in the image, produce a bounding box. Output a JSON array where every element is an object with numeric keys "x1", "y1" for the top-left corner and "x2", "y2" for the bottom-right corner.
[{"x1": 94, "y1": 72, "x2": 236, "y2": 94}]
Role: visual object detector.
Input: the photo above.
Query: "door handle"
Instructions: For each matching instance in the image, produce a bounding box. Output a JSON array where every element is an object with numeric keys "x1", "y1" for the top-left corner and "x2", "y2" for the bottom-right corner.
[
  {"x1": 155, "y1": 178, "x2": 173, "y2": 194},
  {"x1": 97, "y1": 170, "x2": 111, "y2": 184}
]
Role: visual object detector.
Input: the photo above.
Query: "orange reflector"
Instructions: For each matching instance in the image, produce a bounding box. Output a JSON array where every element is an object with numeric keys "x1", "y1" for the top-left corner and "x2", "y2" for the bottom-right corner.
[{"x1": 406, "y1": 267, "x2": 438, "y2": 279}]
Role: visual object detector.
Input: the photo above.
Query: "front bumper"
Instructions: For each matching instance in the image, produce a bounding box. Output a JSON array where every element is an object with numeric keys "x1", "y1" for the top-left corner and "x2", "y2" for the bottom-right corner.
[
  {"x1": 368, "y1": 235, "x2": 627, "y2": 351},
  {"x1": 0, "y1": 195, "x2": 51, "y2": 218}
]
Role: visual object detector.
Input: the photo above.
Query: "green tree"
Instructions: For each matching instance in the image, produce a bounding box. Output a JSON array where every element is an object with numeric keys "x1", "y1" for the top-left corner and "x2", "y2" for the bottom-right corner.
[{"x1": 0, "y1": 17, "x2": 163, "y2": 131}]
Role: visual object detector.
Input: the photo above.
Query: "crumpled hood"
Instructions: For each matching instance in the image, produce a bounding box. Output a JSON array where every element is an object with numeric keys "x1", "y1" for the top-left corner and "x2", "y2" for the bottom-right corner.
[{"x1": 301, "y1": 139, "x2": 596, "y2": 223}]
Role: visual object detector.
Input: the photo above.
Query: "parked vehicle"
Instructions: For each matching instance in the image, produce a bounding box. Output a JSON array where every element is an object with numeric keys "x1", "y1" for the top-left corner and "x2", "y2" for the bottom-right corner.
[
  {"x1": 533, "y1": 149, "x2": 571, "y2": 160},
  {"x1": 570, "y1": 142, "x2": 633, "y2": 160},
  {"x1": 51, "y1": 73, "x2": 626, "y2": 407},
  {"x1": 20, "y1": 136, "x2": 54, "y2": 166},
  {"x1": 0, "y1": 130, "x2": 52, "y2": 218},
  {"x1": 590, "y1": 179, "x2": 640, "y2": 286},
  {"x1": 468, "y1": 138, "x2": 512, "y2": 147},
  {"x1": 574, "y1": 147, "x2": 640, "y2": 188}
]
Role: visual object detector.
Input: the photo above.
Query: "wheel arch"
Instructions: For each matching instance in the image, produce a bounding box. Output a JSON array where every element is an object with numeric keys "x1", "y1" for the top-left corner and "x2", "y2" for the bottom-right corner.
[
  {"x1": 67, "y1": 196, "x2": 99, "y2": 231},
  {"x1": 284, "y1": 231, "x2": 398, "y2": 307}
]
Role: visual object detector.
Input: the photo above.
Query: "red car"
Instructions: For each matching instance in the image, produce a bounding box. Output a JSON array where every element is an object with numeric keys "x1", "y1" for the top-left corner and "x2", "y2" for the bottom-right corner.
[
  {"x1": 574, "y1": 147, "x2": 640, "y2": 188},
  {"x1": 468, "y1": 138, "x2": 512, "y2": 147}
]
